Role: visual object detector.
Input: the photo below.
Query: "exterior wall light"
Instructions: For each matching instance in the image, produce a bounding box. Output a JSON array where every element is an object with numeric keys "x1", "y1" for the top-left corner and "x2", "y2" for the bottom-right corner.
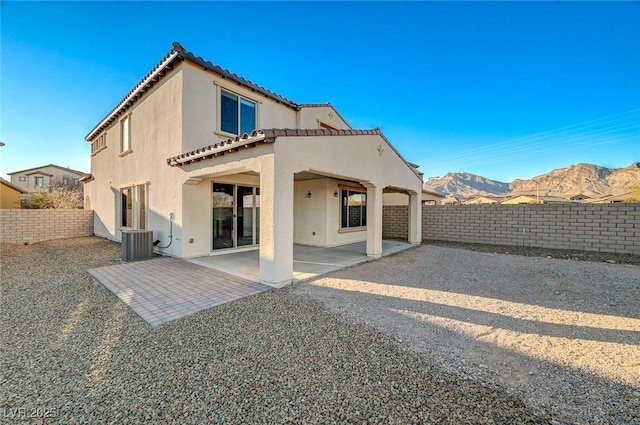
[
  {"x1": 334, "y1": 190, "x2": 339, "y2": 197},
  {"x1": 307, "y1": 190, "x2": 312, "y2": 198}
]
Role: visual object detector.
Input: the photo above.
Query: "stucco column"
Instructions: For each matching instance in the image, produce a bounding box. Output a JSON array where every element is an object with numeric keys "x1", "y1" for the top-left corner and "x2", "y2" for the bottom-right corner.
[
  {"x1": 408, "y1": 192, "x2": 422, "y2": 244},
  {"x1": 366, "y1": 184, "x2": 383, "y2": 258},
  {"x1": 259, "y1": 155, "x2": 294, "y2": 287}
]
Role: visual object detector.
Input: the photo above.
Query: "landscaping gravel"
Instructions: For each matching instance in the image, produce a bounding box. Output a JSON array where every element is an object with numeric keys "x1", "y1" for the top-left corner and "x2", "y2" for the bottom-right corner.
[
  {"x1": 297, "y1": 244, "x2": 640, "y2": 425},
  {"x1": 1, "y1": 237, "x2": 552, "y2": 424}
]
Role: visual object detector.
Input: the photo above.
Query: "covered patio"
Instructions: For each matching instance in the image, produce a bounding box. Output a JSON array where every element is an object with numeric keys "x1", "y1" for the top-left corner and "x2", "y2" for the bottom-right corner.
[{"x1": 189, "y1": 240, "x2": 414, "y2": 283}]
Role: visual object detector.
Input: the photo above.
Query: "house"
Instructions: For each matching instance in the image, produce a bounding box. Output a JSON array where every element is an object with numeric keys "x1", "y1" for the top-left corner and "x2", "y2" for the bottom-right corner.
[
  {"x1": 0, "y1": 178, "x2": 27, "y2": 209},
  {"x1": 83, "y1": 42, "x2": 423, "y2": 287},
  {"x1": 586, "y1": 192, "x2": 634, "y2": 203},
  {"x1": 500, "y1": 194, "x2": 573, "y2": 204},
  {"x1": 8, "y1": 164, "x2": 85, "y2": 192},
  {"x1": 383, "y1": 189, "x2": 445, "y2": 206},
  {"x1": 464, "y1": 195, "x2": 505, "y2": 205},
  {"x1": 442, "y1": 196, "x2": 462, "y2": 205},
  {"x1": 569, "y1": 194, "x2": 591, "y2": 201}
]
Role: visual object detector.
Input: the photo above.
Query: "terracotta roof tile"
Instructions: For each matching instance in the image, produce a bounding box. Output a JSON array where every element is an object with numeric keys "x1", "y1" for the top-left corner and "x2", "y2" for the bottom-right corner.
[{"x1": 167, "y1": 128, "x2": 422, "y2": 179}]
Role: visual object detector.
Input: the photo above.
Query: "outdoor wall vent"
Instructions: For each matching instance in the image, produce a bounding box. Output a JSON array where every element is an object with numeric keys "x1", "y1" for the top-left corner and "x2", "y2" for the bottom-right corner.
[{"x1": 122, "y1": 230, "x2": 154, "y2": 262}]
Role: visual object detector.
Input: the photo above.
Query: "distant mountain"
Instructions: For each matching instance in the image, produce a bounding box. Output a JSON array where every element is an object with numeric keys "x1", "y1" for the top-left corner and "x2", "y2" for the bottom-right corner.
[{"x1": 424, "y1": 162, "x2": 640, "y2": 200}]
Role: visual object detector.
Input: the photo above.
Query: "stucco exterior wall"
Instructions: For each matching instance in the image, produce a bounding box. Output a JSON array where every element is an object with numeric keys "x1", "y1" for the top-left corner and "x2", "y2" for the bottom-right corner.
[
  {"x1": 181, "y1": 62, "x2": 298, "y2": 154},
  {"x1": 297, "y1": 106, "x2": 350, "y2": 129},
  {"x1": 84, "y1": 65, "x2": 185, "y2": 257},
  {"x1": 1, "y1": 184, "x2": 23, "y2": 209},
  {"x1": 0, "y1": 209, "x2": 93, "y2": 244}
]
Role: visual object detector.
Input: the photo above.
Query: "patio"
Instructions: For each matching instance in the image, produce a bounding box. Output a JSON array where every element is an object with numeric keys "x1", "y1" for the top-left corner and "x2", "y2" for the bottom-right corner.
[
  {"x1": 188, "y1": 240, "x2": 414, "y2": 282},
  {"x1": 88, "y1": 240, "x2": 413, "y2": 327}
]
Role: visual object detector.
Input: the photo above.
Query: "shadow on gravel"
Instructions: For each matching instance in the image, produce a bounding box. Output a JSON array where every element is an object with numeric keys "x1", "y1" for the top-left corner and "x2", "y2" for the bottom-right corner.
[{"x1": 1, "y1": 237, "x2": 553, "y2": 424}]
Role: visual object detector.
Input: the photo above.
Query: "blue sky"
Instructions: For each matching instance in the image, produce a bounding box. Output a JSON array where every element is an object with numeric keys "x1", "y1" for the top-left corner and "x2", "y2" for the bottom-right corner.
[{"x1": 1, "y1": 1, "x2": 638, "y2": 182}]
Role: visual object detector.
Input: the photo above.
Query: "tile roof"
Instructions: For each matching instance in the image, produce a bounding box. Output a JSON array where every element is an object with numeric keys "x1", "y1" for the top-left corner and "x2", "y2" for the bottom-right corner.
[
  {"x1": 0, "y1": 178, "x2": 28, "y2": 193},
  {"x1": 7, "y1": 164, "x2": 86, "y2": 176},
  {"x1": 167, "y1": 128, "x2": 422, "y2": 179},
  {"x1": 86, "y1": 42, "x2": 299, "y2": 141}
]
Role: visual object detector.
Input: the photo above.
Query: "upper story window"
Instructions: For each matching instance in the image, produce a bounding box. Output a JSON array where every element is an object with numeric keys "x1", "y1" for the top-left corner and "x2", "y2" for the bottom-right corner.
[
  {"x1": 91, "y1": 133, "x2": 107, "y2": 156},
  {"x1": 341, "y1": 188, "x2": 367, "y2": 229},
  {"x1": 35, "y1": 177, "x2": 44, "y2": 187},
  {"x1": 73, "y1": 178, "x2": 80, "y2": 185},
  {"x1": 221, "y1": 90, "x2": 256, "y2": 135},
  {"x1": 120, "y1": 115, "x2": 131, "y2": 155},
  {"x1": 18, "y1": 176, "x2": 26, "y2": 182},
  {"x1": 62, "y1": 178, "x2": 69, "y2": 185}
]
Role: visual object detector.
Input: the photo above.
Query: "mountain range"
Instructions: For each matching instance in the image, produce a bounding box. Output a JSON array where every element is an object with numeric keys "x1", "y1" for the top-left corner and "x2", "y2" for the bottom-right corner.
[{"x1": 423, "y1": 162, "x2": 640, "y2": 200}]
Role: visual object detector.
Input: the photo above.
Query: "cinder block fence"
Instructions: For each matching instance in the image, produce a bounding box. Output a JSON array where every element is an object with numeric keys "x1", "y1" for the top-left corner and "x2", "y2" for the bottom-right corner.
[
  {"x1": 0, "y1": 209, "x2": 94, "y2": 244},
  {"x1": 383, "y1": 204, "x2": 640, "y2": 255}
]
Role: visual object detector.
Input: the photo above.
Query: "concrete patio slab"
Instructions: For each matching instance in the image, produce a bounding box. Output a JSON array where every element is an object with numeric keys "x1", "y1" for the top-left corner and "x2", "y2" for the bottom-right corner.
[
  {"x1": 189, "y1": 240, "x2": 414, "y2": 283},
  {"x1": 88, "y1": 258, "x2": 270, "y2": 327}
]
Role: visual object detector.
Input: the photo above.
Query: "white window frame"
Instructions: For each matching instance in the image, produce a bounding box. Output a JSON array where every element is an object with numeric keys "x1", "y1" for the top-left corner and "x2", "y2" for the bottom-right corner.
[
  {"x1": 18, "y1": 176, "x2": 26, "y2": 182},
  {"x1": 120, "y1": 183, "x2": 148, "y2": 230},
  {"x1": 119, "y1": 114, "x2": 132, "y2": 156},
  {"x1": 35, "y1": 176, "x2": 45, "y2": 187}
]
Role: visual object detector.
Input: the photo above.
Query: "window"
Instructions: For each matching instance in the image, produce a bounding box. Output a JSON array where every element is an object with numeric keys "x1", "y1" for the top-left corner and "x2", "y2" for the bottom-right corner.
[
  {"x1": 341, "y1": 189, "x2": 366, "y2": 228},
  {"x1": 220, "y1": 90, "x2": 256, "y2": 135},
  {"x1": 91, "y1": 133, "x2": 107, "y2": 155},
  {"x1": 18, "y1": 176, "x2": 26, "y2": 182},
  {"x1": 120, "y1": 115, "x2": 131, "y2": 154},
  {"x1": 35, "y1": 177, "x2": 44, "y2": 187},
  {"x1": 62, "y1": 178, "x2": 69, "y2": 185},
  {"x1": 73, "y1": 178, "x2": 79, "y2": 185},
  {"x1": 120, "y1": 184, "x2": 147, "y2": 229}
]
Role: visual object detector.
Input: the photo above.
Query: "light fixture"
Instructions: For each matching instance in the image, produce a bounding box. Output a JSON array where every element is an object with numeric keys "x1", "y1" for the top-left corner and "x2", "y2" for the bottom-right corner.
[
  {"x1": 307, "y1": 190, "x2": 312, "y2": 198},
  {"x1": 333, "y1": 189, "x2": 339, "y2": 197}
]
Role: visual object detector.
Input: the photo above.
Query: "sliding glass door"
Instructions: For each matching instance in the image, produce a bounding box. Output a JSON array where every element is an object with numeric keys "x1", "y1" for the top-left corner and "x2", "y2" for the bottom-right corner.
[{"x1": 212, "y1": 183, "x2": 260, "y2": 251}]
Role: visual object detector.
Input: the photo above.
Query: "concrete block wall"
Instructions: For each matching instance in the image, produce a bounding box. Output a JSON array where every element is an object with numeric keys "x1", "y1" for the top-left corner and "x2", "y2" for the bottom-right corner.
[
  {"x1": 382, "y1": 205, "x2": 409, "y2": 240},
  {"x1": 0, "y1": 209, "x2": 94, "y2": 244},
  {"x1": 382, "y1": 204, "x2": 640, "y2": 255}
]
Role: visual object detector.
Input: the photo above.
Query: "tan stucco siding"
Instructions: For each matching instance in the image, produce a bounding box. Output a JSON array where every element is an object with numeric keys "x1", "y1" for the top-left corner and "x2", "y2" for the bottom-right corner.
[
  {"x1": 85, "y1": 66, "x2": 185, "y2": 257},
  {"x1": 180, "y1": 62, "x2": 297, "y2": 153},
  {"x1": 1, "y1": 184, "x2": 23, "y2": 208},
  {"x1": 274, "y1": 135, "x2": 422, "y2": 193},
  {"x1": 297, "y1": 106, "x2": 350, "y2": 130}
]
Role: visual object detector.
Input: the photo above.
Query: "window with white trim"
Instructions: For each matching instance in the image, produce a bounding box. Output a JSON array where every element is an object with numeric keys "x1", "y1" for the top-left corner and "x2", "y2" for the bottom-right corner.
[
  {"x1": 340, "y1": 189, "x2": 366, "y2": 228},
  {"x1": 120, "y1": 184, "x2": 147, "y2": 229},
  {"x1": 18, "y1": 176, "x2": 26, "y2": 182},
  {"x1": 220, "y1": 90, "x2": 256, "y2": 135},
  {"x1": 35, "y1": 177, "x2": 44, "y2": 187},
  {"x1": 120, "y1": 115, "x2": 131, "y2": 154}
]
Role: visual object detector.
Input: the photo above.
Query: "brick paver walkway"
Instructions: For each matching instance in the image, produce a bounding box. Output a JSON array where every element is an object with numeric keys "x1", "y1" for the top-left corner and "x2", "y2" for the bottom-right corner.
[{"x1": 88, "y1": 258, "x2": 270, "y2": 326}]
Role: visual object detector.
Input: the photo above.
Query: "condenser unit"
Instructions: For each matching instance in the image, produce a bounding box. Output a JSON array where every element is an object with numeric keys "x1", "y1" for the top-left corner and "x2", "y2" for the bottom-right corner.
[{"x1": 121, "y1": 230, "x2": 153, "y2": 262}]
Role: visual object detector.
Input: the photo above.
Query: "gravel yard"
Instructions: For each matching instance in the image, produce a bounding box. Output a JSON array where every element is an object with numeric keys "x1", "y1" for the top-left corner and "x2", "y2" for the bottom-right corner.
[
  {"x1": 1, "y1": 237, "x2": 637, "y2": 424},
  {"x1": 298, "y1": 244, "x2": 640, "y2": 425}
]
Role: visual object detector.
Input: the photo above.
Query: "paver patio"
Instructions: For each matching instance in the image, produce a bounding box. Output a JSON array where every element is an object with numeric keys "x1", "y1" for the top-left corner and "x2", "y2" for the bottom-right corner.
[{"x1": 88, "y1": 258, "x2": 269, "y2": 326}]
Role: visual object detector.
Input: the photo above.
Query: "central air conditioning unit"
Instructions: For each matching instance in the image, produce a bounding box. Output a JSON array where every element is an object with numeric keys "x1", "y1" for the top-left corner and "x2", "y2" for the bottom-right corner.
[{"x1": 121, "y1": 230, "x2": 154, "y2": 262}]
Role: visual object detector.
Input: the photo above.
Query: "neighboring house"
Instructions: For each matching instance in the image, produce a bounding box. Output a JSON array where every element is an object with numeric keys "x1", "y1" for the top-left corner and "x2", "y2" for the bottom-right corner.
[
  {"x1": 464, "y1": 195, "x2": 505, "y2": 205},
  {"x1": 442, "y1": 196, "x2": 462, "y2": 205},
  {"x1": 0, "y1": 178, "x2": 27, "y2": 209},
  {"x1": 84, "y1": 42, "x2": 423, "y2": 287},
  {"x1": 383, "y1": 189, "x2": 445, "y2": 206},
  {"x1": 8, "y1": 164, "x2": 85, "y2": 192},
  {"x1": 570, "y1": 194, "x2": 591, "y2": 201},
  {"x1": 501, "y1": 194, "x2": 573, "y2": 204},
  {"x1": 586, "y1": 192, "x2": 633, "y2": 203}
]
